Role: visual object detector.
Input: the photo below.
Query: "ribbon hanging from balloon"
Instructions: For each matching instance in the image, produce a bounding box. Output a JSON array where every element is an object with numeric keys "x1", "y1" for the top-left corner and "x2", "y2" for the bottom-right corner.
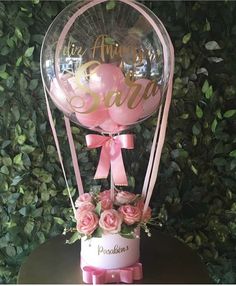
[
  {"x1": 82, "y1": 262, "x2": 143, "y2": 284},
  {"x1": 86, "y1": 134, "x2": 134, "y2": 186},
  {"x1": 42, "y1": 85, "x2": 78, "y2": 216}
]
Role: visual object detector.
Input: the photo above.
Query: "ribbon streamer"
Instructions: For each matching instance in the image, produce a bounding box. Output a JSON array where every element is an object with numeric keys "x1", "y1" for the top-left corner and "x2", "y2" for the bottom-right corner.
[
  {"x1": 42, "y1": 85, "x2": 76, "y2": 216},
  {"x1": 64, "y1": 116, "x2": 84, "y2": 195},
  {"x1": 86, "y1": 134, "x2": 134, "y2": 186},
  {"x1": 82, "y1": 262, "x2": 143, "y2": 284}
]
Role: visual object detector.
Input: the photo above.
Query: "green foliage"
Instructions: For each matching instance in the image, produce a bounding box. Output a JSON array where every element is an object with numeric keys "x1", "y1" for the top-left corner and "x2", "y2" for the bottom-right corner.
[{"x1": 0, "y1": 0, "x2": 235, "y2": 284}]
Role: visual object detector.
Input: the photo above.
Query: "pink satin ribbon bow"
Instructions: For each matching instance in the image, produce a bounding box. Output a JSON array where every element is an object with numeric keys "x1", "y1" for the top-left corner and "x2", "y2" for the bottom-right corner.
[
  {"x1": 82, "y1": 262, "x2": 143, "y2": 284},
  {"x1": 86, "y1": 134, "x2": 134, "y2": 186}
]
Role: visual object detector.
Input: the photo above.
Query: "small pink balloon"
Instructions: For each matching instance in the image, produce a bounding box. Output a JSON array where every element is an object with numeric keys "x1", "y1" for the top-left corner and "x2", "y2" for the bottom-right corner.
[
  {"x1": 108, "y1": 80, "x2": 143, "y2": 126},
  {"x1": 89, "y1": 63, "x2": 124, "y2": 98},
  {"x1": 71, "y1": 95, "x2": 109, "y2": 128},
  {"x1": 99, "y1": 117, "x2": 123, "y2": 134},
  {"x1": 136, "y1": 79, "x2": 161, "y2": 118},
  {"x1": 50, "y1": 77, "x2": 73, "y2": 115}
]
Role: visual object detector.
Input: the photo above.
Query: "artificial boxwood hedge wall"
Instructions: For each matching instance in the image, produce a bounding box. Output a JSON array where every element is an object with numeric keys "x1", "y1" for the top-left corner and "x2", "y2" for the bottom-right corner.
[{"x1": 0, "y1": 0, "x2": 235, "y2": 283}]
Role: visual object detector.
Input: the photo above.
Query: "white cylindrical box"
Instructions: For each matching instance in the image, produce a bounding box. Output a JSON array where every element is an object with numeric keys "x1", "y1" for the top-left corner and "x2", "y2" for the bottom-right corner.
[{"x1": 80, "y1": 229, "x2": 140, "y2": 269}]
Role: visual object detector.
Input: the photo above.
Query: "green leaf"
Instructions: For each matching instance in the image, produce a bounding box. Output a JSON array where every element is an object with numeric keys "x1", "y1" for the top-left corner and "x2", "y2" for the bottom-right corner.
[
  {"x1": 182, "y1": 32, "x2": 191, "y2": 44},
  {"x1": 11, "y1": 175, "x2": 23, "y2": 186},
  {"x1": 205, "y1": 86, "x2": 213, "y2": 99},
  {"x1": 20, "y1": 145, "x2": 35, "y2": 153},
  {"x1": 19, "y1": 207, "x2": 27, "y2": 216},
  {"x1": 180, "y1": 113, "x2": 189, "y2": 119},
  {"x1": 1, "y1": 46, "x2": 9, "y2": 56},
  {"x1": 29, "y1": 79, "x2": 38, "y2": 90},
  {"x1": 223, "y1": 110, "x2": 236, "y2": 118},
  {"x1": 54, "y1": 217, "x2": 65, "y2": 225},
  {"x1": 95, "y1": 201, "x2": 102, "y2": 216},
  {"x1": 6, "y1": 246, "x2": 16, "y2": 257},
  {"x1": 16, "y1": 56, "x2": 22, "y2": 66},
  {"x1": 24, "y1": 221, "x2": 34, "y2": 235},
  {"x1": 202, "y1": 80, "x2": 209, "y2": 93},
  {"x1": 104, "y1": 36, "x2": 115, "y2": 45},
  {"x1": 106, "y1": 0, "x2": 116, "y2": 10},
  {"x1": 0, "y1": 166, "x2": 9, "y2": 175},
  {"x1": 191, "y1": 164, "x2": 198, "y2": 175},
  {"x1": 120, "y1": 224, "x2": 135, "y2": 238},
  {"x1": 13, "y1": 153, "x2": 23, "y2": 165},
  {"x1": 2, "y1": 157, "x2": 12, "y2": 167},
  {"x1": 24, "y1": 46, "x2": 34, "y2": 57},
  {"x1": 196, "y1": 105, "x2": 203, "y2": 119},
  {"x1": 0, "y1": 71, "x2": 9, "y2": 79},
  {"x1": 120, "y1": 233, "x2": 135, "y2": 239},
  {"x1": 205, "y1": 41, "x2": 221, "y2": 50},
  {"x1": 213, "y1": 158, "x2": 226, "y2": 166},
  {"x1": 66, "y1": 232, "x2": 81, "y2": 244},
  {"x1": 211, "y1": 119, "x2": 217, "y2": 133},
  {"x1": 204, "y1": 18, "x2": 211, "y2": 31},
  {"x1": 208, "y1": 57, "x2": 223, "y2": 63},
  {"x1": 15, "y1": 27, "x2": 23, "y2": 41},
  {"x1": 0, "y1": 64, "x2": 6, "y2": 72},
  {"x1": 229, "y1": 150, "x2": 236, "y2": 158},
  {"x1": 192, "y1": 123, "x2": 201, "y2": 136},
  {"x1": 93, "y1": 227, "x2": 103, "y2": 238},
  {"x1": 17, "y1": 135, "x2": 26, "y2": 145},
  {"x1": 41, "y1": 191, "x2": 50, "y2": 202}
]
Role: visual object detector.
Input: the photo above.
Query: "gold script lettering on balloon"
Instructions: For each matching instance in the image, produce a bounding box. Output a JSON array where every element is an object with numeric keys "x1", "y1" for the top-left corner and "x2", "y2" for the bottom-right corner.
[
  {"x1": 91, "y1": 34, "x2": 144, "y2": 65},
  {"x1": 69, "y1": 61, "x2": 159, "y2": 115},
  {"x1": 63, "y1": 39, "x2": 86, "y2": 57}
]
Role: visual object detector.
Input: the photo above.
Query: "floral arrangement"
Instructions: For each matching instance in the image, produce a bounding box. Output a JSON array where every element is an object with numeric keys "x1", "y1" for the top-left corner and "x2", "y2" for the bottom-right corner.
[{"x1": 66, "y1": 189, "x2": 153, "y2": 243}]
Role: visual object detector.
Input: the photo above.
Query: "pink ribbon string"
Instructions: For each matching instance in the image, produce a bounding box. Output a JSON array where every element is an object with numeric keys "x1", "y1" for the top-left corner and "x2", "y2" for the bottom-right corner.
[
  {"x1": 82, "y1": 262, "x2": 143, "y2": 284},
  {"x1": 86, "y1": 134, "x2": 134, "y2": 186},
  {"x1": 64, "y1": 116, "x2": 84, "y2": 195},
  {"x1": 42, "y1": 85, "x2": 76, "y2": 217},
  {"x1": 121, "y1": 0, "x2": 175, "y2": 213}
]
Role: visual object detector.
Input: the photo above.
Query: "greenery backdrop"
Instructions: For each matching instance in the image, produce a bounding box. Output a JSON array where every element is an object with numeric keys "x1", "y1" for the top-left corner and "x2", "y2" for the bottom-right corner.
[{"x1": 0, "y1": 0, "x2": 235, "y2": 283}]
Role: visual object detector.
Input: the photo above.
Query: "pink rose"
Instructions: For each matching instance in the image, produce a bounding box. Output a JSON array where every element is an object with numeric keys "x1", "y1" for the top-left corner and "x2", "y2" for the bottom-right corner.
[
  {"x1": 136, "y1": 199, "x2": 152, "y2": 222},
  {"x1": 99, "y1": 189, "x2": 115, "y2": 200},
  {"x1": 99, "y1": 209, "x2": 123, "y2": 234},
  {"x1": 76, "y1": 210, "x2": 98, "y2": 236},
  {"x1": 115, "y1": 191, "x2": 136, "y2": 205},
  {"x1": 118, "y1": 205, "x2": 141, "y2": 225},
  {"x1": 101, "y1": 198, "x2": 113, "y2": 210},
  {"x1": 76, "y1": 202, "x2": 95, "y2": 215},
  {"x1": 75, "y1": 193, "x2": 93, "y2": 208}
]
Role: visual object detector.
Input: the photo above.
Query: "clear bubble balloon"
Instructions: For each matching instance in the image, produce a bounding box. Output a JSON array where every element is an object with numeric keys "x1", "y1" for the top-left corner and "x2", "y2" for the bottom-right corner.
[{"x1": 40, "y1": 0, "x2": 172, "y2": 134}]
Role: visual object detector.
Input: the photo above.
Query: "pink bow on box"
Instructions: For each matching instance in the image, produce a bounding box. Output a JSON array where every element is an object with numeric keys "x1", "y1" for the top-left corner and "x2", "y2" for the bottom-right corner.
[
  {"x1": 86, "y1": 134, "x2": 134, "y2": 186},
  {"x1": 82, "y1": 262, "x2": 143, "y2": 284}
]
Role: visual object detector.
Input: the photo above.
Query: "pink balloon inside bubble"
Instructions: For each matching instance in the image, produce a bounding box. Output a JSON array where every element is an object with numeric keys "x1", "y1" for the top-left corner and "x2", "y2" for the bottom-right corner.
[
  {"x1": 136, "y1": 79, "x2": 162, "y2": 118},
  {"x1": 70, "y1": 94, "x2": 109, "y2": 128},
  {"x1": 89, "y1": 63, "x2": 124, "y2": 99},
  {"x1": 50, "y1": 76, "x2": 73, "y2": 115},
  {"x1": 99, "y1": 117, "x2": 124, "y2": 134},
  {"x1": 108, "y1": 79, "x2": 143, "y2": 126}
]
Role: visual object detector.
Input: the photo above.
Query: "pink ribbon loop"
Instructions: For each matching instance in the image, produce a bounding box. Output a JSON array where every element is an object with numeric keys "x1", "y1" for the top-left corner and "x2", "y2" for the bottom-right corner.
[
  {"x1": 86, "y1": 134, "x2": 134, "y2": 186},
  {"x1": 82, "y1": 263, "x2": 143, "y2": 284}
]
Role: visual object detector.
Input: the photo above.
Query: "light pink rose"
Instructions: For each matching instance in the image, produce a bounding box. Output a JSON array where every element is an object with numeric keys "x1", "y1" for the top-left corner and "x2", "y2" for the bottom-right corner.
[
  {"x1": 136, "y1": 199, "x2": 152, "y2": 222},
  {"x1": 115, "y1": 191, "x2": 136, "y2": 205},
  {"x1": 75, "y1": 193, "x2": 93, "y2": 208},
  {"x1": 101, "y1": 198, "x2": 113, "y2": 210},
  {"x1": 76, "y1": 202, "x2": 95, "y2": 215},
  {"x1": 99, "y1": 209, "x2": 123, "y2": 234},
  {"x1": 118, "y1": 205, "x2": 141, "y2": 225},
  {"x1": 76, "y1": 210, "x2": 98, "y2": 236},
  {"x1": 99, "y1": 190, "x2": 113, "y2": 200}
]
